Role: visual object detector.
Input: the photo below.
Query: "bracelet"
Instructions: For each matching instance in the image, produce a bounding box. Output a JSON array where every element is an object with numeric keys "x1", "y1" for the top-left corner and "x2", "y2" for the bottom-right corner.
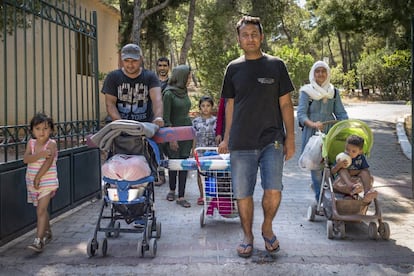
[{"x1": 153, "y1": 117, "x2": 164, "y2": 122}]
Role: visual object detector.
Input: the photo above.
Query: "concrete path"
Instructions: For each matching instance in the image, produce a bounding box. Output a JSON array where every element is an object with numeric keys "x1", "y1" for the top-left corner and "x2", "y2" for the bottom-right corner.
[{"x1": 0, "y1": 102, "x2": 412, "y2": 276}]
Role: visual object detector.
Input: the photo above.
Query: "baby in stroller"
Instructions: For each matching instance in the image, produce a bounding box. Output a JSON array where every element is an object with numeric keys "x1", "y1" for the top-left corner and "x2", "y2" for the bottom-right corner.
[{"x1": 330, "y1": 134, "x2": 378, "y2": 204}]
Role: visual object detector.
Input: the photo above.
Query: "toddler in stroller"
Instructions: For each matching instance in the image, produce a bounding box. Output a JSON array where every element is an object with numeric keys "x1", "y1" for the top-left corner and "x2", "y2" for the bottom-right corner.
[
  {"x1": 86, "y1": 120, "x2": 162, "y2": 258},
  {"x1": 307, "y1": 119, "x2": 390, "y2": 241},
  {"x1": 331, "y1": 134, "x2": 378, "y2": 204}
]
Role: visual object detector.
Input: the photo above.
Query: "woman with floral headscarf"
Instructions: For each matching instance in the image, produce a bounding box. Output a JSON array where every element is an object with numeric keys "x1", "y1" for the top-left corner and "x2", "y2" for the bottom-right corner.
[
  {"x1": 297, "y1": 61, "x2": 348, "y2": 201},
  {"x1": 163, "y1": 64, "x2": 193, "y2": 208}
]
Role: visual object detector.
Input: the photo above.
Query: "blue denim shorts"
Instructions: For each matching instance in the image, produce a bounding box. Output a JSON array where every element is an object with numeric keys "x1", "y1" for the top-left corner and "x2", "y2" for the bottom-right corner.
[{"x1": 230, "y1": 143, "x2": 284, "y2": 199}]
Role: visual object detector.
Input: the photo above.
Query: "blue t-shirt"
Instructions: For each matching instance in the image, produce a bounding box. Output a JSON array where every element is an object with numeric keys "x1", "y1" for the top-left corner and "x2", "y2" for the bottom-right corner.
[
  {"x1": 348, "y1": 154, "x2": 369, "y2": 170},
  {"x1": 333, "y1": 154, "x2": 369, "y2": 179}
]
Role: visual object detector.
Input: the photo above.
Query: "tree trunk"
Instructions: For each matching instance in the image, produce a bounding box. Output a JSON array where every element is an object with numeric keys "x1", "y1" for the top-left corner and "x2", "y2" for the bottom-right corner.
[
  {"x1": 132, "y1": 0, "x2": 142, "y2": 44},
  {"x1": 251, "y1": 0, "x2": 269, "y2": 52},
  {"x1": 132, "y1": 0, "x2": 171, "y2": 45},
  {"x1": 179, "y1": 0, "x2": 196, "y2": 64},
  {"x1": 119, "y1": 0, "x2": 133, "y2": 47},
  {"x1": 327, "y1": 35, "x2": 336, "y2": 67},
  {"x1": 336, "y1": 31, "x2": 348, "y2": 72},
  {"x1": 346, "y1": 34, "x2": 354, "y2": 70},
  {"x1": 280, "y1": 16, "x2": 292, "y2": 45},
  {"x1": 346, "y1": 34, "x2": 352, "y2": 70}
]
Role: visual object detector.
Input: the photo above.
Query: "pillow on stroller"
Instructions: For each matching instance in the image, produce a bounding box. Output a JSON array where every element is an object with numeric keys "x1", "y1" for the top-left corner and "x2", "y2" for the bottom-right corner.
[
  {"x1": 107, "y1": 186, "x2": 146, "y2": 202},
  {"x1": 102, "y1": 154, "x2": 151, "y2": 181}
]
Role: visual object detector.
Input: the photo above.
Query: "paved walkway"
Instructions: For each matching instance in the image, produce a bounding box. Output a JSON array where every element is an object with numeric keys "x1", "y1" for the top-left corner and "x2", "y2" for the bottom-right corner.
[{"x1": 0, "y1": 103, "x2": 413, "y2": 275}]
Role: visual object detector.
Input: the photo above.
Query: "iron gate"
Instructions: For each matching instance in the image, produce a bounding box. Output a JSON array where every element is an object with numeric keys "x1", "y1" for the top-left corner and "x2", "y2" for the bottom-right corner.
[{"x1": 0, "y1": 0, "x2": 102, "y2": 246}]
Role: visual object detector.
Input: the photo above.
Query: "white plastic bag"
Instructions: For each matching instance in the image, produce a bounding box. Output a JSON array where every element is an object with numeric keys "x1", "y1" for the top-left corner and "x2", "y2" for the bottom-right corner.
[{"x1": 298, "y1": 132, "x2": 324, "y2": 171}]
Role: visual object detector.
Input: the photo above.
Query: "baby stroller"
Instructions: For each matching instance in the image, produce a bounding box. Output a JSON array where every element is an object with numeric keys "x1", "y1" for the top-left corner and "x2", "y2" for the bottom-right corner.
[
  {"x1": 306, "y1": 119, "x2": 390, "y2": 240},
  {"x1": 86, "y1": 120, "x2": 162, "y2": 258},
  {"x1": 194, "y1": 147, "x2": 239, "y2": 227}
]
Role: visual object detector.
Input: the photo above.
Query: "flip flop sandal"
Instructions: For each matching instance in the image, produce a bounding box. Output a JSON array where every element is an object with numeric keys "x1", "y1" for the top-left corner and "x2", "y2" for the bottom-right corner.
[
  {"x1": 176, "y1": 199, "x2": 191, "y2": 208},
  {"x1": 237, "y1": 243, "x2": 253, "y2": 258},
  {"x1": 197, "y1": 197, "x2": 204, "y2": 205},
  {"x1": 166, "y1": 192, "x2": 175, "y2": 201},
  {"x1": 262, "y1": 233, "x2": 280, "y2": 253},
  {"x1": 154, "y1": 175, "x2": 166, "y2": 186}
]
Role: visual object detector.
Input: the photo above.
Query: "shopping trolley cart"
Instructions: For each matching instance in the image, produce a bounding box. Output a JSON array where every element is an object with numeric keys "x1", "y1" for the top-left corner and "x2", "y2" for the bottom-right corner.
[{"x1": 194, "y1": 147, "x2": 239, "y2": 227}]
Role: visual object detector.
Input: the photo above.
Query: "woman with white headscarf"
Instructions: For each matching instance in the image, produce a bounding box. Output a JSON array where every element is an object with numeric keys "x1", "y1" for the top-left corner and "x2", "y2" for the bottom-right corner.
[{"x1": 297, "y1": 61, "x2": 348, "y2": 202}]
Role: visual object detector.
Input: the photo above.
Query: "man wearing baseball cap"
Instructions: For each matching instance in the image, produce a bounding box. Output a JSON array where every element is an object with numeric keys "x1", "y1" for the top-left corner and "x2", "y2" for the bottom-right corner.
[{"x1": 102, "y1": 43, "x2": 164, "y2": 127}]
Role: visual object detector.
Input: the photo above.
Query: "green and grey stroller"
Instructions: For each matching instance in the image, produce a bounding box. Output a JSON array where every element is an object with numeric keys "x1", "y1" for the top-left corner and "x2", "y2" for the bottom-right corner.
[{"x1": 307, "y1": 119, "x2": 390, "y2": 240}]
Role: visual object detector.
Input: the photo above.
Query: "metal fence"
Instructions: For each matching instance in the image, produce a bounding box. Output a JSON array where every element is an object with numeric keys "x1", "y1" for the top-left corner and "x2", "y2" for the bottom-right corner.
[
  {"x1": 0, "y1": 0, "x2": 102, "y2": 246},
  {"x1": 0, "y1": 0, "x2": 100, "y2": 163}
]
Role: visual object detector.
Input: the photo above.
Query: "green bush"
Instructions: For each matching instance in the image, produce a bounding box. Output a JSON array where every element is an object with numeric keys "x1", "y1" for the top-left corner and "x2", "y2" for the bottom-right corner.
[
  {"x1": 356, "y1": 48, "x2": 411, "y2": 100},
  {"x1": 273, "y1": 45, "x2": 314, "y2": 102}
]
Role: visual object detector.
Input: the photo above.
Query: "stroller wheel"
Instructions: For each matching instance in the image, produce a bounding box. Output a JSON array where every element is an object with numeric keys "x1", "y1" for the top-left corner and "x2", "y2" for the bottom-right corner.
[
  {"x1": 114, "y1": 222, "x2": 121, "y2": 238},
  {"x1": 146, "y1": 222, "x2": 153, "y2": 240},
  {"x1": 148, "y1": 238, "x2": 157, "y2": 257},
  {"x1": 378, "y1": 222, "x2": 390, "y2": 240},
  {"x1": 327, "y1": 221, "x2": 334, "y2": 239},
  {"x1": 155, "y1": 221, "x2": 162, "y2": 239},
  {"x1": 98, "y1": 238, "x2": 108, "y2": 257},
  {"x1": 86, "y1": 238, "x2": 98, "y2": 257},
  {"x1": 307, "y1": 204, "x2": 316, "y2": 221},
  {"x1": 105, "y1": 221, "x2": 114, "y2": 238},
  {"x1": 368, "y1": 222, "x2": 378, "y2": 240},
  {"x1": 137, "y1": 240, "x2": 144, "y2": 258},
  {"x1": 338, "y1": 222, "x2": 346, "y2": 239},
  {"x1": 200, "y1": 209, "x2": 206, "y2": 228}
]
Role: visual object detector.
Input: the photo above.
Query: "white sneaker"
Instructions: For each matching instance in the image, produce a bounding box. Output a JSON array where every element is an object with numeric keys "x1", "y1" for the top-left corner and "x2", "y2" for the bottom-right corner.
[
  {"x1": 43, "y1": 230, "x2": 53, "y2": 245},
  {"x1": 27, "y1": 237, "x2": 44, "y2": 253}
]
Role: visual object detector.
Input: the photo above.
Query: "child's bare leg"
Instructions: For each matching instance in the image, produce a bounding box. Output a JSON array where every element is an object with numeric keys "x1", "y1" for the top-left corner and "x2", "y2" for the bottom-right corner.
[
  {"x1": 36, "y1": 194, "x2": 51, "y2": 240},
  {"x1": 337, "y1": 169, "x2": 355, "y2": 193},
  {"x1": 359, "y1": 169, "x2": 377, "y2": 203},
  {"x1": 359, "y1": 169, "x2": 373, "y2": 193},
  {"x1": 333, "y1": 177, "x2": 352, "y2": 194}
]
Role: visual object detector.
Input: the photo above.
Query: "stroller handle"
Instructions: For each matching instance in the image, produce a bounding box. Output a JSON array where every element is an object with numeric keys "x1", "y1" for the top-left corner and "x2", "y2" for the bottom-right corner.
[
  {"x1": 320, "y1": 120, "x2": 338, "y2": 132},
  {"x1": 322, "y1": 120, "x2": 338, "y2": 126}
]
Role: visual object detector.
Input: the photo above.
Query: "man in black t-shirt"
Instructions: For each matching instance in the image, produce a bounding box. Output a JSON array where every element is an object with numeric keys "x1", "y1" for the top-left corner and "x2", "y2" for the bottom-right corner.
[
  {"x1": 102, "y1": 43, "x2": 164, "y2": 127},
  {"x1": 218, "y1": 16, "x2": 295, "y2": 258}
]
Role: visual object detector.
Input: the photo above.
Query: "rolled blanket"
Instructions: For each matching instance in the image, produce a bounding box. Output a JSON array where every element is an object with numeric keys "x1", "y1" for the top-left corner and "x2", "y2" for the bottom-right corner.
[{"x1": 91, "y1": 120, "x2": 159, "y2": 151}]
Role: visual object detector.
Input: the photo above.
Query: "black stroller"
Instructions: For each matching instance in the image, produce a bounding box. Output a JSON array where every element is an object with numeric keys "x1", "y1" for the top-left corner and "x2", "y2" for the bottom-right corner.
[{"x1": 86, "y1": 120, "x2": 162, "y2": 258}]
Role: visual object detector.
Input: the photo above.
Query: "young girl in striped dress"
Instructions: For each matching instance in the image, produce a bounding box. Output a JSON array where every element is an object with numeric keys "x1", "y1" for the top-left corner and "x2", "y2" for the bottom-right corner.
[{"x1": 24, "y1": 113, "x2": 59, "y2": 252}]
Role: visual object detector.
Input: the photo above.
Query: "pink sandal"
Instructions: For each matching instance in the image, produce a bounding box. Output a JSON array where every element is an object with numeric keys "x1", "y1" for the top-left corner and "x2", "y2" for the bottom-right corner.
[{"x1": 197, "y1": 197, "x2": 204, "y2": 205}]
